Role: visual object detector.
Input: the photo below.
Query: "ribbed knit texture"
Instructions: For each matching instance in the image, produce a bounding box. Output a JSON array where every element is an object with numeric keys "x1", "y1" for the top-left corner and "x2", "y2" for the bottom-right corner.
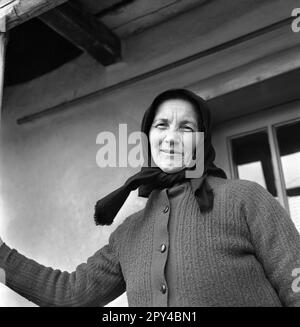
[
  {"x1": 166, "y1": 181, "x2": 189, "y2": 306},
  {"x1": 1, "y1": 176, "x2": 300, "y2": 306}
]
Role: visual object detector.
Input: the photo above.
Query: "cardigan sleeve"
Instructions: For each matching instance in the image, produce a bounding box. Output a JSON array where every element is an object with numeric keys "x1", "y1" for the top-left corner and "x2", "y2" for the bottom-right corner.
[
  {"x1": 0, "y1": 228, "x2": 126, "y2": 307},
  {"x1": 240, "y1": 181, "x2": 300, "y2": 307}
]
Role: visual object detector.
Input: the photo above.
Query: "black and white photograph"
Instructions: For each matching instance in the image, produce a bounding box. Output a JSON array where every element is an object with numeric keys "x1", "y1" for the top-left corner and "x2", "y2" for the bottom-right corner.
[{"x1": 0, "y1": 0, "x2": 300, "y2": 310}]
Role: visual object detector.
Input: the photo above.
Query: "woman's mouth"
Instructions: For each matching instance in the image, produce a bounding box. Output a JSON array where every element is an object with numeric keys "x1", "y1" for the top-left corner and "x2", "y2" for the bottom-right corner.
[{"x1": 160, "y1": 149, "x2": 182, "y2": 155}]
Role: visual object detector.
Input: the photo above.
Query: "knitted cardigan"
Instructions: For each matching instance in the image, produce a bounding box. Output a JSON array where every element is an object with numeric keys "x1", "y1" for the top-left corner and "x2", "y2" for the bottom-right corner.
[{"x1": 1, "y1": 176, "x2": 300, "y2": 307}]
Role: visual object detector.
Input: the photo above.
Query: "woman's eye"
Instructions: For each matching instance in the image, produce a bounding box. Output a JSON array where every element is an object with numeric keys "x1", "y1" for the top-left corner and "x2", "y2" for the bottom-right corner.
[
  {"x1": 153, "y1": 123, "x2": 194, "y2": 131},
  {"x1": 181, "y1": 126, "x2": 194, "y2": 131},
  {"x1": 155, "y1": 123, "x2": 168, "y2": 129}
]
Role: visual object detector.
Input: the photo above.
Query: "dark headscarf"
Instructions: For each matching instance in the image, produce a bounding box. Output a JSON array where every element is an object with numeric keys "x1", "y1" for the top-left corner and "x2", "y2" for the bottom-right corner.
[{"x1": 94, "y1": 89, "x2": 226, "y2": 226}]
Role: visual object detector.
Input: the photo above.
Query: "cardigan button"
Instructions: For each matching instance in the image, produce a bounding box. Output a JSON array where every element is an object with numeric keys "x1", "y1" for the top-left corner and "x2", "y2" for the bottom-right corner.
[
  {"x1": 160, "y1": 284, "x2": 167, "y2": 294},
  {"x1": 163, "y1": 205, "x2": 169, "y2": 213},
  {"x1": 160, "y1": 244, "x2": 166, "y2": 253}
]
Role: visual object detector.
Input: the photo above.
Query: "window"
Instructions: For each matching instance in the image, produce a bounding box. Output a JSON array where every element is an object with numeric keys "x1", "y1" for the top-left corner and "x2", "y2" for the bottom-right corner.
[
  {"x1": 276, "y1": 121, "x2": 300, "y2": 231},
  {"x1": 231, "y1": 130, "x2": 276, "y2": 197},
  {"x1": 230, "y1": 120, "x2": 300, "y2": 232}
]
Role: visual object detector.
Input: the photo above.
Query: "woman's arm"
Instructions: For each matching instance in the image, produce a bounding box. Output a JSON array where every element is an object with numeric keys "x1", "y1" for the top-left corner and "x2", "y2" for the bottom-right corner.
[
  {"x1": 0, "y1": 229, "x2": 126, "y2": 307},
  {"x1": 241, "y1": 181, "x2": 300, "y2": 307}
]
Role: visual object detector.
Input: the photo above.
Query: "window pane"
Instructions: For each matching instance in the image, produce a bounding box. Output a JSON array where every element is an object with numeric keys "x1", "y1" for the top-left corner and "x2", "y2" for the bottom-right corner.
[
  {"x1": 276, "y1": 121, "x2": 300, "y2": 232},
  {"x1": 231, "y1": 130, "x2": 277, "y2": 197},
  {"x1": 237, "y1": 161, "x2": 267, "y2": 189}
]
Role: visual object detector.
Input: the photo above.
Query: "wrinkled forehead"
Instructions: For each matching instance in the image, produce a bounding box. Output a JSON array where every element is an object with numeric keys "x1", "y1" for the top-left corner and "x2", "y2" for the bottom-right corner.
[{"x1": 153, "y1": 98, "x2": 199, "y2": 126}]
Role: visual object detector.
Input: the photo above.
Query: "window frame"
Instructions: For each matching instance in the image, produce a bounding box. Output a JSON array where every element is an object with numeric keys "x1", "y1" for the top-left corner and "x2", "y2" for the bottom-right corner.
[{"x1": 227, "y1": 117, "x2": 300, "y2": 214}]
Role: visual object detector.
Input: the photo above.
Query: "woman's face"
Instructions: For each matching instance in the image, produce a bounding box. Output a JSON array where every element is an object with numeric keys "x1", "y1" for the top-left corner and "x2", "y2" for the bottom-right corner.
[{"x1": 149, "y1": 98, "x2": 200, "y2": 173}]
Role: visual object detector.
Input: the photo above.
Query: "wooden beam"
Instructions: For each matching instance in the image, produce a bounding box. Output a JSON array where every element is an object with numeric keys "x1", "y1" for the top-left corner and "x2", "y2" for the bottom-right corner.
[
  {"x1": 74, "y1": 0, "x2": 122, "y2": 15},
  {"x1": 1, "y1": 1, "x2": 19, "y2": 125},
  {"x1": 39, "y1": 2, "x2": 121, "y2": 66},
  {"x1": 4, "y1": 0, "x2": 68, "y2": 30},
  {"x1": 188, "y1": 39, "x2": 300, "y2": 100},
  {"x1": 15, "y1": 17, "x2": 297, "y2": 125}
]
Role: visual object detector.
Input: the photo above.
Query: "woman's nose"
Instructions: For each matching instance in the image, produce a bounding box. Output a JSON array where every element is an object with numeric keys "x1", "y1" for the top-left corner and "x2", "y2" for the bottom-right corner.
[{"x1": 163, "y1": 130, "x2": 180, "y2": 145}]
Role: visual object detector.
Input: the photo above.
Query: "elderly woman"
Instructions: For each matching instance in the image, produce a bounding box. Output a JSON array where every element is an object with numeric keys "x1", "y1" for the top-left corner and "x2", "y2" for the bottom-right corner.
[{"x1": 1, "y1": 89, "x2": 300, "y2": 307}]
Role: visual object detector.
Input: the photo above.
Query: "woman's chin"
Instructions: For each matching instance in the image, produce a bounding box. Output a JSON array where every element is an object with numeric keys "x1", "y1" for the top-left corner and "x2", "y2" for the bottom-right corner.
[{"x1": 159, "y1": 164, "x2": 185, "y2": 174}]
